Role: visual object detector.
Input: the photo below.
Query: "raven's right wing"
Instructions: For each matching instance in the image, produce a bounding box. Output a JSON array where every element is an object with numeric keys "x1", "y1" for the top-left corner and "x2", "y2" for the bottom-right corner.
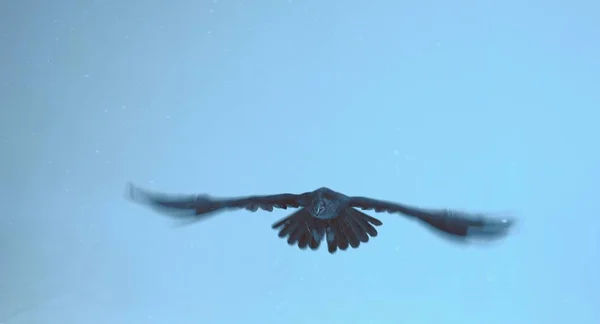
[
  {"x1": 126, "y1": 183, "x2": 308, "y2": 224},
  {"x1": 349, "y1": 196, "x2": 514, "y2": 242}
]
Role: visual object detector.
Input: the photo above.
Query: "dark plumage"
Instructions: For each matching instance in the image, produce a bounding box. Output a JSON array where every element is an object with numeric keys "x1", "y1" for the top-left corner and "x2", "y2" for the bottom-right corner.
[{"x1": 126, "y1": 184, "x2": 514, "y2": 253}]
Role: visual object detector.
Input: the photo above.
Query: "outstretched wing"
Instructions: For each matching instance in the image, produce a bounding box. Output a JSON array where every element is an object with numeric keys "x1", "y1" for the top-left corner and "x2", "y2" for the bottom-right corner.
[
  {"x1": 349, "y1": 197, "x2": 514, "y2": 242},
  {"x1": 127, "y1": 183, "x2": 308, "y2": 224}
]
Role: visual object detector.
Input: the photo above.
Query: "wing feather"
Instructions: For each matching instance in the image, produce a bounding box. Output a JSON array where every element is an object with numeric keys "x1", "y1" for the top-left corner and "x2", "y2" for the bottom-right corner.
[
  {"x1": 349, "y1": 197, "x2": 514, "y2": 241},
  {"x1": 127, "y1": 183, "x2": 307, "y2": 223}
]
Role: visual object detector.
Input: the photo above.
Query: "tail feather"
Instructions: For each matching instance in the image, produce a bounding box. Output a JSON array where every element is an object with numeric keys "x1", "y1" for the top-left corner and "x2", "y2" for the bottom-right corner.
[
  {"x1": 336, "y1": 208, "x2": 383, "y2": 250},
  {"x1": 272, "y1": 208, "x2": 313, "y2": 248},
  {"x1": 271, "y1": 207, "x2": 383, "y2": 254},
  {"x1": 298, "y1": 233, "x2": 311, "y2": 249},
  {"x1": 338, "y1": 219, "x2": 359, "y2": 248},
  {"x1": 287, "y1": 224, "x2": 305, "y2": 246},
  {"x1": 309, "y1": 235, "x2": 320, "y2": 250},
  {"x1": 346, "y1": 208, "x2": 380, "y2": 237},
  {"x1": 273, "y1": 208, "x2": 308, "y2": 238},
  {"x1": 346, "y1": 216, "x2": 370, "y2": 243}
]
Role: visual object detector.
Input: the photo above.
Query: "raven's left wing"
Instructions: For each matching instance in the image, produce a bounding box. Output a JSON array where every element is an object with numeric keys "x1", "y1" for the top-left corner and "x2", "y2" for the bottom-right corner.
[
  {"x1": 349, "y1": 197, "x2": 514, "y2": 242},
  {"x1": 127, "y1": 183, "x2": 308, "y2": 223}
]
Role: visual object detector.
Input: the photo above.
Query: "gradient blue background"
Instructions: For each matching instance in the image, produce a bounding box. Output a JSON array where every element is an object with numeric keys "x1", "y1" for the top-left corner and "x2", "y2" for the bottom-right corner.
[{"x1": 1, "y1": 0, "x2": 599, "y2": 323}]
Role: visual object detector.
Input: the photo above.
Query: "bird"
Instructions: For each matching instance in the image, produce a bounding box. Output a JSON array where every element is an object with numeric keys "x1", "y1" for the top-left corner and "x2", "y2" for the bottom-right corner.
[{"x1": 126, "y1": 184, "x2": 515, "y2": 254}]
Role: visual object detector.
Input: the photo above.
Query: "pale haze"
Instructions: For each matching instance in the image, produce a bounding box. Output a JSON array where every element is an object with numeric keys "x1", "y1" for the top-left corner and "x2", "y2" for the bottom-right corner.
[{"x1": 1, "y1": 0, "x2": 599, "y2": 323}]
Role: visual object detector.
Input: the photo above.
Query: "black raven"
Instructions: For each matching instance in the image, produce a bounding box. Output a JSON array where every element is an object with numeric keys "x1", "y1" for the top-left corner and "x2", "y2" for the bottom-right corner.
[{"x1": 126, "y1": 184, "x2": 514, "y2": 253}]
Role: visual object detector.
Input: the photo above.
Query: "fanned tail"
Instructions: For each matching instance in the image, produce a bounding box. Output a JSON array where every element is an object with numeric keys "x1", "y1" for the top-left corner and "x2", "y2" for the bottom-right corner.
[
  {"x1": 272, "y1": 208, "x2": 322, "y2": 251},
  {"x1": 272, "y1": 207, "x2": 383, "y2": 254},
  {"x1": 326, "y1": 208, "x2": 382, "y2": 253}
]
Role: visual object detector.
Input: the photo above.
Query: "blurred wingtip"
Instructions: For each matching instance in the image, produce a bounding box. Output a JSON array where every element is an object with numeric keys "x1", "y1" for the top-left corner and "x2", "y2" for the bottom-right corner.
[
  {"x1": 500, "y1": 214, "x2": 520, "y2": 238},
  {"x1": 489, "y1": 210, "x2": 519, "y2": 234},
  {"x1": 463, "y1": 211, "x2": 519, "y2": 245},
  {"x1": 124, "y1": 182, "x2": 149, "y2": 204},
  {"x1": 123, "y1": 183, "x2": 207, "y2": 223},
  {"x1": 124, "y1": 182, "x2": 136, "y2": 201}
]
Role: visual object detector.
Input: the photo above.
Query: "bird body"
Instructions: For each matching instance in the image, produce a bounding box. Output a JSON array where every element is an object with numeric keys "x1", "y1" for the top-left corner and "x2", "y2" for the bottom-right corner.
[
  {"x1": 307, "y1": 187, "x2": 350, "y2": 219},
  {"x1": 127, "y1": 184, "x2": 514, "y2": 254}
]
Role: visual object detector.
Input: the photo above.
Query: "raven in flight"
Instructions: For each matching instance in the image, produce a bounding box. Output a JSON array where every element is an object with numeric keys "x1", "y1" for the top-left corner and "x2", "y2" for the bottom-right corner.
[{"x1": 126, "y1": 184, "x2": 514, "y2": 253}]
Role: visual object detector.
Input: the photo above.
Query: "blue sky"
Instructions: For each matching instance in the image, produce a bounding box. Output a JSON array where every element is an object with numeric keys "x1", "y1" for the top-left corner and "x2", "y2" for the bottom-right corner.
[{"x1": 1, "y1": 0, "x2": 599, "y2": 323}]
